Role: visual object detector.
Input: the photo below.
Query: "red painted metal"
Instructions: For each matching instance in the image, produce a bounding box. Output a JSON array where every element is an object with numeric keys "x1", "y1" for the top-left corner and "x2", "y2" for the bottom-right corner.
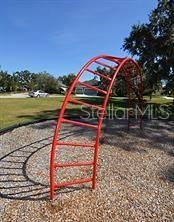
[
  {"x1": 69, "y1": 98, "x2": 104, "y2": 110},
  {"x1": 94, "y1": 60, "x2": 116, "y2": 70},
  {"x1": 56, "y1": 141, "x2": 95, "y2": 148},
  {"x1": 54, "y1": 161, "x2": 94, "y2": 168},
  {"x1": 86, "y1": 69, "x2": 112, "y2": 81},
  {"x1": 50, "y1": 55, "x2": 143, "y2": 200},
  {"x1": 77, "y1": 81, "x2": 107, "y2": 95},
  {"x1": 62, "y1": 118, "x2": 98, "y2": 129}
]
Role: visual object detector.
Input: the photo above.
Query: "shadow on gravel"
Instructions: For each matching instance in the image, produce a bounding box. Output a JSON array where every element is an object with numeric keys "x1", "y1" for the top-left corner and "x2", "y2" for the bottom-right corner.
[
  {"x1": 0, "y1": 130, "x2": 90, "y2": 201},
  {"x1": 16, "y1": 106, "x2": 95, "y2": 126},
  {"x1": 101, "y1": 119, "x2": 174, "y2": 154},
  {"x1": 160, "y1": 165, "x2": 174, "y2": 182},
  {"x1": 1, "y1": 118, "x2": 173, "y2": 201}
]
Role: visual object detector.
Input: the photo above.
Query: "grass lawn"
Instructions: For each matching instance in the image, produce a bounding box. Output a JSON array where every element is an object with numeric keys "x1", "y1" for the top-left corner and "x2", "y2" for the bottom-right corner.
[
  {"x1": 0, "y1": 97, "x2": 64, "y2": 129},
  {"x1": 0, "y1": 96, "x2": 173, "y2": 130}
]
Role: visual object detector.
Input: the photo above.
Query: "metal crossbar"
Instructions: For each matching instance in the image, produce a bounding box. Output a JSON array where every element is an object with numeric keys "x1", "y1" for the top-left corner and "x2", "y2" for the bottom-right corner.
[
  {"x1": 62, "y1": 118, "x2": 98, "y2": 129},
  {"x1": 86, "y1": 68, "x2": 112, "y2": 81},
  {"x1": 77, "y1": 81, "x2": 107, "y2": 95},
  {"x1": 69, "y1": 98, "x2": 104, "y2": 110}
]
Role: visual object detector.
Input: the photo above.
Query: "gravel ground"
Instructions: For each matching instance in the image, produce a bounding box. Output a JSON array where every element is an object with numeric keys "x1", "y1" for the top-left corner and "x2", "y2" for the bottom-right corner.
[{"x1": 0, "y1": 119, "x2": 174, "y2": 222}]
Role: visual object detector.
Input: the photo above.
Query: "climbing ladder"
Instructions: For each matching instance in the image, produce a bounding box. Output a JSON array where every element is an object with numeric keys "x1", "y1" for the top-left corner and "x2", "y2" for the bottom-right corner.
[{"x1": 50, "y1": 55, "x2": 143, "y2": 200}]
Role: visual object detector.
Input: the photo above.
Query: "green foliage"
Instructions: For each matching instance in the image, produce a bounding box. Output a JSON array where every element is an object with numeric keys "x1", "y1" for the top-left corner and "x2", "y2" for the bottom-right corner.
[
  {"x1": 13, "y1": 70, "x2": 37, "y2": 91},
  {"x1": 35, "y1": 72, "x2": 59, "y2": 93},
  {"x1": 0, "y1": 68, "x2": 75, "y2": 93},
  {"x1": 165, "y1": 74, "x2": 174, "y2": 94},
  {"x1": 96, "y1": 66, "x2": 127, "y2": 96},
  {"x1": 0, "y1": 70, "x2": 12, "y2": 91},
  {"x1": 123, "y1": 0, "x2": 174, "y2": 93},
  {"x1": 58, "y1": 73, "x2": 76, "y2": 88}
]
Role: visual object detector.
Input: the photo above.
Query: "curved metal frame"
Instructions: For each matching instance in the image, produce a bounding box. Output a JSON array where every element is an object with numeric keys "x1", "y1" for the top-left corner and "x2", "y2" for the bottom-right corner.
[{"x1": 50, "y1": 55, "x2": 143, "y2": 200}]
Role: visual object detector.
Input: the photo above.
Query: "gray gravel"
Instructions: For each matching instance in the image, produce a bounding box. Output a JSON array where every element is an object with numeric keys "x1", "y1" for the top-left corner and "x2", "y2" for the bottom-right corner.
[{"x1": 0, "y1": 119, "x2": 174, "y2": 222}]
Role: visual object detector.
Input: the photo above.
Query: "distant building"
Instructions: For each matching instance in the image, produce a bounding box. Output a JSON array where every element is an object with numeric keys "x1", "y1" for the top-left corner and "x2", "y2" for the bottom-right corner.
[
  {"x1": 75, "y1": 77, "x2": 99, "y2": 96},
  {"x1": 57, "y1": 81, "x2": 68, "y2": 94},
  {"x1": 0, "y1": 86, "x2": 5, "y2": 92}
]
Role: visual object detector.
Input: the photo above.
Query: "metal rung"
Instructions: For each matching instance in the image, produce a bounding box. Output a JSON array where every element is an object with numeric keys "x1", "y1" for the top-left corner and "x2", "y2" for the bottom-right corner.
[
  {"x1": 86, "y1": 69, "x2": 112, "y2": 81},
  {"x1": 78, "y1": 81, "x2": 107, "y2": 95},
  {"x1": 69, "y1": 98, "x2": 104, "y2": 110},
  {"x1": 62, "y1": 118, "x2": 98, "y2": 129},
  {"x1": 54, "y1": 161, "x2": 94, "y2": 168},
  {"x1": 105, "y1": 56, "x2": 122, "y2": 63},
  {"x1": 57, "y1": 141, "x2": 95, "y2": 147},
  {"x1": 54, "y1": 177, "x2": 93, "y2": 188},
  {"x1": 95, "y1": 61, "x2": 116, "y2": 70}
]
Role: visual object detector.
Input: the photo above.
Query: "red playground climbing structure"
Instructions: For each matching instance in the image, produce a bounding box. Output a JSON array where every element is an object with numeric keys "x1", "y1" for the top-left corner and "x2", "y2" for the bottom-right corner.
[{"x1": 50, "y1": 55, "x2": 143, "y2": 200}]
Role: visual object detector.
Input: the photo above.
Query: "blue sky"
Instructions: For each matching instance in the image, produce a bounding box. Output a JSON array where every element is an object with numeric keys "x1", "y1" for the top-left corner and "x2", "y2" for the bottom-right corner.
[{"x1": 0, "y1": 0, "x2": 157, "y2": 77}]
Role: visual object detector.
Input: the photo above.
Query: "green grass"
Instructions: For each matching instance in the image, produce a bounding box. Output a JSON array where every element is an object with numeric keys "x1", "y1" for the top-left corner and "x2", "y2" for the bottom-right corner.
[
  {"x1": 0, "y1": 97, "x2": 64, "y2": 129},
  {"x1": 145, "y1": 96, "x2": 171, "y2": 104},
  {"x1": 0, "y1": 96, "x2": 173, "y2": 130},
  {"x1": 0, "y1": 91, "x2": 27, "y2": 95},
  {"x1": 0, "y1": 92, "x2": 12, "y2": 95}
]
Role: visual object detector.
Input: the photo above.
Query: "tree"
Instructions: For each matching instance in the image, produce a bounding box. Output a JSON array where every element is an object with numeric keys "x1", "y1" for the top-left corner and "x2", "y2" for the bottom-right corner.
[
  {"x1": 36, "y1": 72, "x2": 59, "y2": 93},
  {"x1": 58, "y1": 73, "x2": 76, "y2": 88},
  {"x1": 11, "y1": 73, "x2": 19, "y2": 91},
  {"x1": 0, "y1": 67, "x2": 75, "y2": 93},
  {"x1": 123, "y1": 0, "x2": 174, "y2": 93},
  {"x1": 0, "y1": 70, "x2": 12, "y2": 91},
  {"x1": 165, "y1": 75, "x2": 174, "y2": 95},
  {"x1": 96, "y1": 66, "x2": 127, "y2": 96},
  {"x1": 13, "y1": 70, "x2": 35, "y2": 90}
]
